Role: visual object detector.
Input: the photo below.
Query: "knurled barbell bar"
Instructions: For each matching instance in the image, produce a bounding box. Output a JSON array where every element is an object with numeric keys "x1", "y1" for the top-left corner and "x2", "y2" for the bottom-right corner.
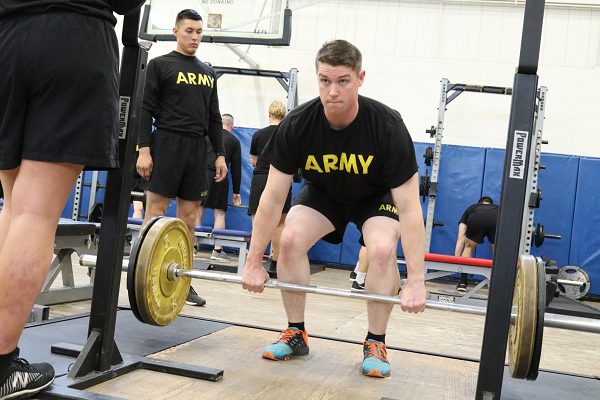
[{"x1": 81, "y1": 217, "x2": 600, "y2": 381}]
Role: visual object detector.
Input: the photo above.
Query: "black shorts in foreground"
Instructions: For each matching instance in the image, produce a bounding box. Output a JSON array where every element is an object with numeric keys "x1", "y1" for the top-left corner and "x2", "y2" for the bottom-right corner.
[
  {"x1": 466, "y1": 212, "x2": 497, "y2": 244},
  {"x1": 293, "y1": 183, "x2": 398, "y2": 245},
  {"x1": 0, "y1": 12, "x2": 119, "y2": 170},
  {"x1": 147, "y1": 130, "x2": 208, "y2": 201},
  {"x1": 203, "y1": 169, "x2": 229, "y2": 210},
  {"x1": 248, "y1": 174, "x2": 292, "y2": 216},
  {"x1": 132, "y1": 170, "x2": 148, "y2": 193}
]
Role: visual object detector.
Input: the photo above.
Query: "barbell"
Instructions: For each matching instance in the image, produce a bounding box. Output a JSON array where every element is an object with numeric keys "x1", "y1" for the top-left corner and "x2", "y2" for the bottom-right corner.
[{"x1": 81, "y1": 216, "x2": 600, "y2": 381}]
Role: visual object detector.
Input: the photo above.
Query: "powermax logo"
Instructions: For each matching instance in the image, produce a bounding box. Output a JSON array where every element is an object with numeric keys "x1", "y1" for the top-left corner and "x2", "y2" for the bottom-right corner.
[
  {"x1": 510, "y1": 130, "x2": 529, "y2": 179},
  {"x1": 119, "y1": 96, "x2": 131, "y2": 139}
]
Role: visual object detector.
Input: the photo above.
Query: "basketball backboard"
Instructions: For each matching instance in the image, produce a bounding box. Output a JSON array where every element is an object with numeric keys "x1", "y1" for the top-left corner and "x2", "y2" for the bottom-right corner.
[{"x1": 139, "y1": 0, "x2": 291, "y2": 45}]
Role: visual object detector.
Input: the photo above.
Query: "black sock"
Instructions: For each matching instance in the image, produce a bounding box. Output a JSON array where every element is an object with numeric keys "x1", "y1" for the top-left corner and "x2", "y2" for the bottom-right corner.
[
  {"x1": 366, "y1": 332, "x2": 386, "y2": 343},
  {"x1": 214, "y1": 249, "x2": 222, "y2": 253},
  {"x1": 0, "y1": 348, "x2": 18, "y2": 378},
  {"x1": 288, "y1": 322, "x2": 305, "y2": 332}
]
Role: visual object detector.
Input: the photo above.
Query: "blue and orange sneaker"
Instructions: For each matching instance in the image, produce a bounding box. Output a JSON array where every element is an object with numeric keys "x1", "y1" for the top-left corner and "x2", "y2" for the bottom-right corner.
[
  {"x1": 262, "y1": 327, "x2": 309, "y2": 361},
  {"x1": 362, "y1": 339, "x2": 390, "y2": 378}
]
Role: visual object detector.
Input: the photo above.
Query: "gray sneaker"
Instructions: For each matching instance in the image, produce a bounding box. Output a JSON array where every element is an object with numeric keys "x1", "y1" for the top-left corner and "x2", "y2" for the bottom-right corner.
[
  {"x1": 186, "y1": 286, "x2": 206, "y2": 306},
  {"x1": 210, "y1": 250, "x2": 229, "y2": 261}
]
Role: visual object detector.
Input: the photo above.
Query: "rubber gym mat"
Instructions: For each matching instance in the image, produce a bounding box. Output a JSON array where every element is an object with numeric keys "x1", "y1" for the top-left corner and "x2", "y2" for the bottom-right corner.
[
  {"x1": 501, "y1": 368, "x2": 600, "y2": 400},
  {"x1": 20, "y1": 308, "x2": 229, "y2": 376},
  {"x1": 547, "y1": 295, "x2": 600, "y2": 319}
]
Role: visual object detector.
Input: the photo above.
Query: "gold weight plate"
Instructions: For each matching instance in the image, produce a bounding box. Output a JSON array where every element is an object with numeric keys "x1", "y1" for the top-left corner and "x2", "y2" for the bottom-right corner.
[
  {"x1": 134, "y1": 217, "x2": 193, "y2": 326},
  {"x1": 508, "y1": 254, "x2": 539, "y2": 378}
]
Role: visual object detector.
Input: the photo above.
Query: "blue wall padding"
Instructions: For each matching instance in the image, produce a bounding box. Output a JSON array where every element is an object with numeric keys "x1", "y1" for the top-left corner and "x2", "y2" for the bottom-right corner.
[
  {"x1": 340, "y1": 224, "x2": 361, "y2": 265},
  {"x1": 63, "y1": 129, "x2": 600, "y2": 296},
  {"x1": 569, "y1": 158, "x2": 600, "y2": 290},
  {"x1": 530, "y1": 154, "x2": 578, "y2": 266},
  {"x1": 308, "y1": 238, "x2": 342, "y2": 264},
  {"x1": 428, "y1": 145, "x2": 486, "y2": 256},
  {"x1": 481, "y1": 148, "x2": 504, "y2": 205},
  {"x1": 478, "y1": 148, "x2": 504, "y2": 259}
]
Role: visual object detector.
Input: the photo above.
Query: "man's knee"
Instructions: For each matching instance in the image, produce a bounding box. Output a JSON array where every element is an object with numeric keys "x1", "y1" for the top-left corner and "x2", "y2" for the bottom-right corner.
[
  {"x1": 145, "y1": 197, "x2": 169, "y2": 216},
  {"x1": 278, "y1": 226, "x2": 311, "y2": 255},
  {"x1": 464, "y1": 238, "x2": 478, "y2": 251},
  {"x1": 366, "y1": 242, "x2": 396, "y2": 267},
  {"x1": 176, "y1": 208, "x2": 197, "y2": 227}
]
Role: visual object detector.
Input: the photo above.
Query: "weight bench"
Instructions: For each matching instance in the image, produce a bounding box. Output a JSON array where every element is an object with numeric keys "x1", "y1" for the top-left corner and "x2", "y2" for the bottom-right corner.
[
  {"x1": 36, "y1": 218, "x2": 96, "y2": 305},
  {"x1": 195, "y1": 226, "x2": 251, "y2": 274},
  {"x1": 399, "y1": 253, "x2": 493, "y2": 299},
  {"x1": 126, "y1": 218, "x2": 252, "y2": 274}
]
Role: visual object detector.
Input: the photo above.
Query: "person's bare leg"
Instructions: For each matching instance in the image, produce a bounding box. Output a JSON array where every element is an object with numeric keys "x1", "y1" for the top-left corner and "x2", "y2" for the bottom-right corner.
[
  {"x1": 176, "y1": 198, "x2": 205, "y2": 306},
  {"x1": 0, "y1": 161, "x2": 82, "y2": 353},
  {"x1": 176, "y1": 198, "x2": 202, "y2": 240},
  {"x1": 358, "y1": 246, "x2": 369, "y2": 273},
  {"x1": 277, "y1": 206, "x2": 334, "y2": 323},
  {"x1": 458, "y1": 238, "x2": 477, "y2": 287},
  {"x1": 0, "y1": 168, "x2": 18, "y2": 251},
  {"x1": 270, "y1": 213, "x2": 286, "y2": 261},
  {"x1": 142, "y1": 191, "x2": 171, "y2": 228},
  {"x1": 213, "y1": 208, "x2": 226, "y2": 251},
  {"x1": 132, "y1": 200, "x2": 144, "y2": 219},
  {"x1": 196, "y1": 204, "x2": 206, "y2": 226},
  {"x1": 362, "y1": 217, "x2": 401, "y2": 335}
]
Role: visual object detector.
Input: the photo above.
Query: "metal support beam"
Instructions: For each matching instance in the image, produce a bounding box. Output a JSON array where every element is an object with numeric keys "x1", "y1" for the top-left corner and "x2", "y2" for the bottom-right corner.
[
  {"x1": 69, "y1": 11, "x2": 148, "y2": 377},
  {"x1": 476, "y1": 2, "x2": 546, "y2": 398}
]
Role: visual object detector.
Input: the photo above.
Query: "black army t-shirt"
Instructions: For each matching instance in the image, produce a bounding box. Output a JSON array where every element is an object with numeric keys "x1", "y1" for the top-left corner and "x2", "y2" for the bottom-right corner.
[
  {"x1": 251, "y1": 125, "x2": 278, "y2": 176},
  {"x1": 271, "y1": 95, "x2": 418, "y2": 204},
  {"x1": 142, "y1": 51, "x2": 221, "y2": 141}
]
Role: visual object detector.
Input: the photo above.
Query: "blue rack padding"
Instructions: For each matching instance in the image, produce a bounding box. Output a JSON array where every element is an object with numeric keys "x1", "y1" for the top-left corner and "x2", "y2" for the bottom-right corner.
[
  {"x1": 428, "y1": 145, "x2": 486, "y2": 256},
  {"x1": 530, "y1": 154, "x2": 579, "y2": 266},
  {"x1": 570, "y1": 158, "x2": 600, "y2": 290}
]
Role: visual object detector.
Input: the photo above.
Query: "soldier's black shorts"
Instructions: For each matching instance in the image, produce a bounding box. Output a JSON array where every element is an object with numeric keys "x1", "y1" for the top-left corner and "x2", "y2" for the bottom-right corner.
[
  {"x1": 247, "y1": 173, "x2": 292, "y2": 216},
  {"x1": 293, "y1": 183, "x2": 398, "y2": 245},
  {"x1": 147, "y1": 130, "x2": 208, "y2": 201},
  {"x1": 0, "y1": 12, "x2": 120, "y2": 170}
]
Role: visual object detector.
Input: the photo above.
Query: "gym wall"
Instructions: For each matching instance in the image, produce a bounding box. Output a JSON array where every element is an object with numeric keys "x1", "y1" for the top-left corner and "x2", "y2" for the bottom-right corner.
[{"x1": 122, "y1": 1, "x2": 600, "y2": 158}]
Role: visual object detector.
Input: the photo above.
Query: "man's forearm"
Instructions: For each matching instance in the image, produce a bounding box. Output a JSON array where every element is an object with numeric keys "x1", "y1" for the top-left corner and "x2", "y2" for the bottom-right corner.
[
  {"x1": 399, "y1": 211, "x2": 425, "y2": 283},
  {"x1": 247, "y1": 197, "x2": 284, "y2": 264}
]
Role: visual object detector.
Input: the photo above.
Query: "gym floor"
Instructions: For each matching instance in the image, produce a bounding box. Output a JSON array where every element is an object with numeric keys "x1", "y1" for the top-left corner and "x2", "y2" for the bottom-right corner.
[{"x1": 39, "y1": 250, "x2": 600, "y2": 399}]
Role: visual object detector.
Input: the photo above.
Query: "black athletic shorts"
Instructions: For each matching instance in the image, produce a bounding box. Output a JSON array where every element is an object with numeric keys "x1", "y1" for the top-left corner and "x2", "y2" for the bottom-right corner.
[
  {"x1": 248, "y1": 174, "x2": 292, "y2": 216},
  {"x1": 203, "y1": 168, "x2": 229, "y2": 210},
  {"x1": 466, "y1": 212, "x2": 497, "y2": 244},
  {"x1": 0, "y1": 12, "x2": 120, "y2": 170},
  {"x1": 147, "y1": 130, "x2": 208, "y2": 201},
  {"x1": 293, "y1": 183, "x2": 399, "y2": 245},
  {"x1": 132, "y1": 170, "x2": 148, "y2": 193}
]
